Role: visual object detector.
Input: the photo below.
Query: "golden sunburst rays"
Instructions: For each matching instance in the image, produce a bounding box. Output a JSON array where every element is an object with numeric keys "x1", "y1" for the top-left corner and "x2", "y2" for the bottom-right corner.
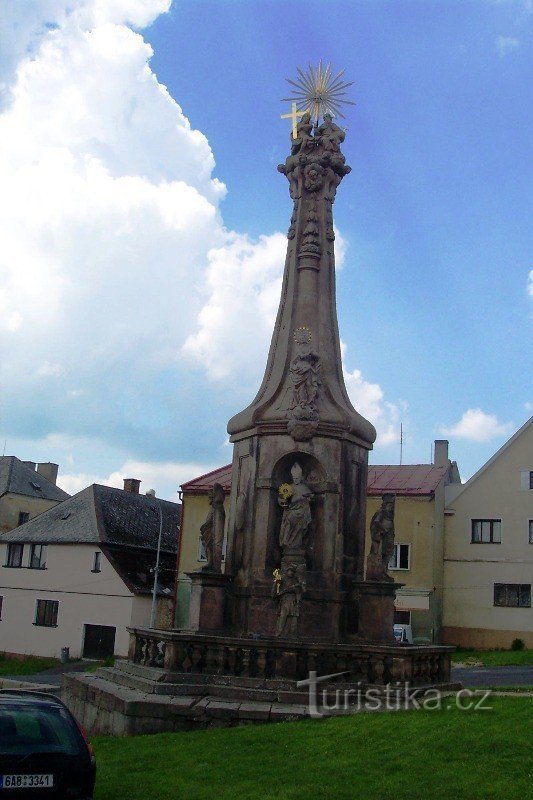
[{"x1": 283, "y1": 61, "x2": 355, "y2": 123}]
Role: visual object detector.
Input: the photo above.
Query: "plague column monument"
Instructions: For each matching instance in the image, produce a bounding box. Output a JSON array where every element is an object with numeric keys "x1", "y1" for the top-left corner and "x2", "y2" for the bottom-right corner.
[{"x1": 64, "y1": 66, "x2": 455, "y2": 732}]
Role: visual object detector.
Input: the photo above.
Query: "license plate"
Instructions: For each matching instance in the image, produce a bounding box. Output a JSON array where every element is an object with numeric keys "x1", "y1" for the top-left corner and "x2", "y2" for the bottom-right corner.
[{"x1": 0, "y1": 774, "x2": 54, "y2": 789}]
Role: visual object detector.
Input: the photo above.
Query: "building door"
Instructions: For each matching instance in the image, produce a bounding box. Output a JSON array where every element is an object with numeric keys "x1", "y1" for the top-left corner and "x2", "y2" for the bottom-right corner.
[{"x1": 82, "y1": 624, "x2": 116, "y2": 659}]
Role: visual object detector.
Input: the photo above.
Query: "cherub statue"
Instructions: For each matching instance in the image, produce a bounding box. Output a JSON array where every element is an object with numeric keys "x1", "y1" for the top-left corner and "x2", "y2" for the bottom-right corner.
[
  {"x1": 199, "y1": 483, "x2": 225, "y2": 572},
  {"x1": 366, "y1": 494, "x2": 396, "y2": 581}
]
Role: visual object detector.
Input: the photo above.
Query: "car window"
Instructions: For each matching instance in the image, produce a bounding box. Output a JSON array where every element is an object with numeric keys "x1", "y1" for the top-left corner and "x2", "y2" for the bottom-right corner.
[{"x1": 0, "y1": 705, "x2": 81, "y2": 756}]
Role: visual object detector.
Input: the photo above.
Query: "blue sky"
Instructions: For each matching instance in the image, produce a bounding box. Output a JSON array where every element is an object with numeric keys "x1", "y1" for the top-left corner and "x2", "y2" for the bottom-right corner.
[{"x1": 0, "y1": 1, "x2": 531, "y2": 500}]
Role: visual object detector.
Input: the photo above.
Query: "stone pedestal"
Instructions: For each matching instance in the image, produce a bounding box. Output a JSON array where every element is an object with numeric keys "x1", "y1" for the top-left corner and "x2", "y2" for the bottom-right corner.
[
  {"x1": 187, "y1": 571, "x2": 233, "y2": 634},
  {"x1": 354, "y1": 580, "x2": 404, "y2": 644}
]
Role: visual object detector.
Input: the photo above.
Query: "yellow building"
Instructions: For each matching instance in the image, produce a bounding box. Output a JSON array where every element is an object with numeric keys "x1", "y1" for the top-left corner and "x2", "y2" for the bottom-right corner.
[
  {"x1": 443, "y1": 417, "x2": 533, "y2": 648},
  {"x1": 0, "y1": 457, "x2": 69, "y2": 533},
  {"x1": 175, "y1": 442, "x2": 461, "y2": 642}
]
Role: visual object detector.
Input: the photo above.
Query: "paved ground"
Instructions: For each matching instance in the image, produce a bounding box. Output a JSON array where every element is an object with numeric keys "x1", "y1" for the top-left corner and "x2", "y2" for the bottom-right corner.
[
  {"x1": 3, "y1": 660, "x2": 97, "y2": 688},
  {"x1": 6, "y1": 663, "x2": 532, "y2": 691},
  {"x1": 452, "y1": 665, "x2": 533, "y2": 688}
]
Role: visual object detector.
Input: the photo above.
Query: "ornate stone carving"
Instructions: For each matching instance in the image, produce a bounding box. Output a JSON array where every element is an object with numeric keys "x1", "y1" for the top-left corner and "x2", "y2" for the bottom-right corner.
[
  {"x1": 200, "y1": 483, "x2": 226, "y2": 572},
  {"x1": 287, "y1": 200, "x2": 298, "y2": 239},
  {"x1": 278, "y1": 462, "x2": 313, "y2": 553},
  {"x1": 290, "y1": 111, "x2": 313, "y2": 156},
  {"x1": 366, "y1": 494, "x2": 396, "y2": 582},
  {"x1": 315, "y1": 113, "x2": 345, "y2": 153},
  {"x1": 271, "y1": 564, "x2": 304, "y2": 637},
  {"x1": 298, "y1": 194, "x2": 320, "y2": 259},
  {"x1": 287, "y1": 326, "x2": 321, "y2": 440}
]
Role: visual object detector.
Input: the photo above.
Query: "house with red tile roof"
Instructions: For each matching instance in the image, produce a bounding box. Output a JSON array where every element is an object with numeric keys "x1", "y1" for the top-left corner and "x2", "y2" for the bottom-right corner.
[{"x1": 175, "y1": 440, "x2": 461, "y2": 643}]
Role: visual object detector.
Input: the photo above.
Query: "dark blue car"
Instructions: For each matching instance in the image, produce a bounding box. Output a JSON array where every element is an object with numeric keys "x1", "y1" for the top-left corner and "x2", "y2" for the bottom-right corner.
[{"x1": 0, "y1": 690, "x2": 96, "y2": 799}]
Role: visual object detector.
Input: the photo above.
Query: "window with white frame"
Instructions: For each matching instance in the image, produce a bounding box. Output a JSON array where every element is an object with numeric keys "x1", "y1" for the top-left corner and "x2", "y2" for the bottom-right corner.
[
  {"x1": 494, "y1": 584, "x2": 531, "y2": 608},
  {"x1": 529, "y1": 520, "x2": 533, "y2": 545},
  {"x1": 5, "y1": 543, "x2": 24, "y2": 567},
  {"x1": 471, "y1": 519, "x2": 501, "y2": 543},
  {"x1": 197, "y1": 537, "x2": 207, "y2": 562},
  {"x1": 18, "y1": 511, "x2": 29, "y2": 526},
  {"x1": 34, "y1": 599, "x2": 59, "y2": 627},
  {"x1": 92, "y1": 551, "x2": 102, "y2": 572},
  {"x1": 29, "y1": 544, "x2": 47, "y2": 569},
  {"x1": 389, "y1": 543, "x2": 410, "y2": 570}
]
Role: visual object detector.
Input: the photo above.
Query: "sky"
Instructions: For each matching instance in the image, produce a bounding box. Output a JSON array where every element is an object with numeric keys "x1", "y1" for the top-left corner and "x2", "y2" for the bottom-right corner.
[{"x1": 0, "y1": 0, "x2": 531, "y2": 501}]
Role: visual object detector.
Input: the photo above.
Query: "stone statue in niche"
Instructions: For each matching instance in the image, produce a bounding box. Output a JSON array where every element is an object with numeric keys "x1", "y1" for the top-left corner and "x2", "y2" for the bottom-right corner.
[
  {"x1": 199, "y1": 483, "x2": 225, "y2": 572},
  {"x1": 366, "y1": 494, "x2": 396, "y2": 582},
  {"x1": 271, "y1": 564, "x2": 304, "y2": 637},
  {"x1": 278, "y1": 462, "x2": 313, "y2": 553},
  {"x1": 287, "y1": 327, "x2": 321, "y2": 440}
]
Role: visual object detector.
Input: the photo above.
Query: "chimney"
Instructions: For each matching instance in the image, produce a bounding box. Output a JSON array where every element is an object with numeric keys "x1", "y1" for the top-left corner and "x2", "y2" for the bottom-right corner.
[
  {"x1": 123, "y1": 478, "x2": 141, "y2": 494},
  {"x1": 23, "y1": 461, "x2": 37, "y2": 471},
  {"x1": 37, "y1": 463, "x2": 59, "y2": 485},
  {"x1": 434, "y1": 440, "x2": 449, "y2": 468}
]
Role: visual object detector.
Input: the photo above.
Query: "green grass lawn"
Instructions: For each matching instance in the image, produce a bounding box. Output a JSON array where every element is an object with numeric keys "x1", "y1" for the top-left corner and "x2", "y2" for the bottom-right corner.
[
  {"x1": 451, "y1": 648, "x2": 533, "y2": 666},
  {"x1": 0, "y1": 654, "x2": 59, "y2": 676},
  {"x1": 92, "y1": 697, "x2": 532, "y2": 800}
]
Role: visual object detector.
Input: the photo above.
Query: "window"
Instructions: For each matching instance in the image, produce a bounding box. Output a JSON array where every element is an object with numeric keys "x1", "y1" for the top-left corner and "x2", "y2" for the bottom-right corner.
[
  {"x1": 29, "y1": 544, "x2": 47, "y2": 569},
  {"x1": 394, "y1": 610, "x2": 411, "y2": 625},
  {"x1": 471, "y1": 519, "x2": 501, "y2": 543},
  {"x1": 520, "y1": 471, "x2": 533, "y2": 490},
  {"x1": 494, "y1": 584, "x2": 531, "y2": 608},
  {"x1": 389, "y1": 544, "x2": 410, "y2": 570},
  {"x1": 0, "y1": 595, "x2": 3, "y2": 620},
  {"x1": 529, "y1": 520, "x2": 533, "y2": 545},
  {"x1": 5, "y1": 543, "x2": 24, "y2": 568},
  {"x1": 198, "y1": 537, "x2": 207, "y2": 562},
  {"x1": 34, "y1": 599, "x2": 59, "y2": 627},
  {"x1": 92, "y1": 551, "x2": 101, "y2": 572},
  {"x1": 18, "y1": 512, "x2": 29, "y2": 526}
]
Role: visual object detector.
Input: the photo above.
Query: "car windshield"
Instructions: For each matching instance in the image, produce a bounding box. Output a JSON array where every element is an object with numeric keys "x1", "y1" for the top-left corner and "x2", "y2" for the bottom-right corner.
[{"x1": 0, "y1": 704, "x2": 81, "y2": 756}]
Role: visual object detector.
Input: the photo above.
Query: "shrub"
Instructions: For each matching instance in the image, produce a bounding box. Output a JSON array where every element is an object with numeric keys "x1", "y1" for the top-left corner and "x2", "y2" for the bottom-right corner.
[{"x1": 511, "y1": 638, "x2": 525, "y2": 651}]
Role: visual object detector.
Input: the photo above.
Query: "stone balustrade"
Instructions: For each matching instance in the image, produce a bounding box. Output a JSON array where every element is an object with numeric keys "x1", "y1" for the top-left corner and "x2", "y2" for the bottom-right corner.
[{"x1": 128, "y1": 627, "x2": 453, "y2": 687}]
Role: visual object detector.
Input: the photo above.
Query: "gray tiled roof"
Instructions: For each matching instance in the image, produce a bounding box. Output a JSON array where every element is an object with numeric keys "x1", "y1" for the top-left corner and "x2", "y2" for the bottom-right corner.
[
  {"x1": 0, "y1": 484, "x2": 180, "y2": 552},
  {"x1": 0, "y1": 456, "x2": 69, "y2": 503},
  {"x1": 0, "y1": 484, "x2": 181, "y2": 595}
]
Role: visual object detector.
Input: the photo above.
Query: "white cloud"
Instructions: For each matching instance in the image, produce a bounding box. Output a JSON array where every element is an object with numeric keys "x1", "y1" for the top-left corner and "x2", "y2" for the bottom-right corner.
[
  {"x1": 528, "y1": 269, "x2": 533, "y2": 297},
  {"x1": 496, "y1": 35, "x2": 520, "y2": 56},
  {"x1": 0, "y1": 0, "x2": 232, "y2": 453},
  {"x1": 58, "y1": 458, "x2": 218, "y2": 499},
  {"x1": 440, "y1": 409, "x2": 513, "y2": 442},
  {"x1": 342, "y1": 361, "x2": 406, "y2": 448}
]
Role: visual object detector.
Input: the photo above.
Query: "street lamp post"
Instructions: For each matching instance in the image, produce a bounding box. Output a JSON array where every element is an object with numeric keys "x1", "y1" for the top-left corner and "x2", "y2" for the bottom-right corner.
[{"x1": 149, "y1": 495, "x2": 164, "y2": 629}]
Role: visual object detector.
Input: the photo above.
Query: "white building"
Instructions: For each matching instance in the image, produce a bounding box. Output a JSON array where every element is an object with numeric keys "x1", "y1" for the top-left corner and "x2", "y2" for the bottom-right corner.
[
  {"x1": 443, "y1": 417, "x2": 533, "y2": 648},
  {"x1": 0, "y1": 479, "x2": 180, "y2": 659}
]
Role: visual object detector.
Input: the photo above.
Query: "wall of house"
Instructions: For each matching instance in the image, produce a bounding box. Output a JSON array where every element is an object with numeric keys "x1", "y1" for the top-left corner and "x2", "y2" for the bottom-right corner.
[
  {"x1": 0, "y1": 494, "x2": 60, "y2": 534},
  {"x1": 0, "y1": 542, "x2": 134, "y2": 658},
  {"x1": 365, "y1": 495, "x2": 439, "y2": 642},
  {"x1": 443, "y1": 423, "x2": 533, "y2": 648}
]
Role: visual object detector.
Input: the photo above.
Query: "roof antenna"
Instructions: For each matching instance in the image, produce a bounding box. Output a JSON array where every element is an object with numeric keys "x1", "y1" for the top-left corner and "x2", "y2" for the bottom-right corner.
[
  {"x1": 2, "y1": 439, "x2": 6, "y2": 457},
  {"x1": 399, "y1": 423, "x2": 403, "y2": 465}
]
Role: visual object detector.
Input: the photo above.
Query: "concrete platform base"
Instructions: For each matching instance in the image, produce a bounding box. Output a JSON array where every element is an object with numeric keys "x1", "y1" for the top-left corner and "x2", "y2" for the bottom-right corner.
[{"x1": 62, "y1": 660, "x2": 461, "y2": 736}]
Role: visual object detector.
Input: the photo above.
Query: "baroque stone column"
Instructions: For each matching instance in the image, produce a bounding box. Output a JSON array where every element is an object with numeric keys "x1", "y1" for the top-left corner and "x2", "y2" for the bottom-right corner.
[{"x1": 224, "y1": 117, "x2": 376, "y2": 641}]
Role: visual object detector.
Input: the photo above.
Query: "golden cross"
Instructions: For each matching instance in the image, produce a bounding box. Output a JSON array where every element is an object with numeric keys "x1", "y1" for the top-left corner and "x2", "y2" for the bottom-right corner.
[{"x1": 281, "y1": 102, "x2": 306, "y2": 139}]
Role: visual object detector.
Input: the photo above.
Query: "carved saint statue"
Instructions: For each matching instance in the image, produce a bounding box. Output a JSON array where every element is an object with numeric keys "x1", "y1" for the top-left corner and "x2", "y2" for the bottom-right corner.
[
  {"x1": 366, "y1": 494, "x2": 396, "y2": 582},
  {"x1": 288, "y1": 329, "x2": 321, "y2": 413},
  {"x1": 278, "y1": 462, "x2": 313, "y2": 552},
  {"x1": 272, "y1": 564, "x2": 304, "y2": 637},
  {"x1": 199, "y1": 483, "x2": 226, "y2": 572},
  {"x1": 291, "y1": 111, "x2": 314, "y2": 155},
  {"x1": 315, "y1": 113, "x2": 345, "y2": 152}
]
